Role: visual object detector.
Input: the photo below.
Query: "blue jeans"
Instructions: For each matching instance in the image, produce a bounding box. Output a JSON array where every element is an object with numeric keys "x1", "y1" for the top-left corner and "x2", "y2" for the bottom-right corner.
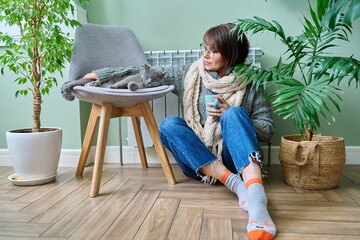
[{"x1": 159, "y1": 107, "x2": 261, "y2": 180}]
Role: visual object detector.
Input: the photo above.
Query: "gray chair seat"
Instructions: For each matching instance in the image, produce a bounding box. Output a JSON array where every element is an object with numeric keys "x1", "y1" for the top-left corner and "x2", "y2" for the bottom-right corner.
[{"x1": 72, "y1": 85, "x2": 175, "y2": 108}]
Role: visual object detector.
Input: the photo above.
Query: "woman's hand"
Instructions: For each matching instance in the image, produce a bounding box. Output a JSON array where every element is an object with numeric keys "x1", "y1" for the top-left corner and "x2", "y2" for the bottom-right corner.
[
  {"x1": 207, "y1": 95, "x2": 229, "y2": 117},
  {"x1": 83, "y1": 72, "x2": 99, "y2": 81}
]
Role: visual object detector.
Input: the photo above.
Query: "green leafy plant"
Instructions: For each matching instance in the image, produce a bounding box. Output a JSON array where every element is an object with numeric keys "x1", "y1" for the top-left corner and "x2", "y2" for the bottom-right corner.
[
  {"x1": 233, "y1": 0, "x2": 360, "y2": 140},
  {"x1": 0, "y1": 0, "x2": 88, "y2": 132}
]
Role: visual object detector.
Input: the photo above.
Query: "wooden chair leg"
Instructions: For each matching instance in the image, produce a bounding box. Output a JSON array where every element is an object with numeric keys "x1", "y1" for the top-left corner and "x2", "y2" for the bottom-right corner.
[
  {"x1": 90, "y1": 102, "x2": 112, "y2": 197},
  {"x1": 140, "y1": 102, "x2": 176, "y2": 185},
  {"x1": 267, "y1": 141, "x2": 272, "y2": 166},
  {"x1": 131, "y1": 116, "x2": 148, "y2": 168},
  {"x1": 76, "y1": 104, "x2": 100, "y2": 176}
]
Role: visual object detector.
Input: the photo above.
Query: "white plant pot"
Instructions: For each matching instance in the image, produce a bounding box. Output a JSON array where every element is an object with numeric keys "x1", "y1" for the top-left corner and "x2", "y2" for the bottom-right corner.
[{"x1": 6, "y1": 128, "x2": 62, "y2": 183}]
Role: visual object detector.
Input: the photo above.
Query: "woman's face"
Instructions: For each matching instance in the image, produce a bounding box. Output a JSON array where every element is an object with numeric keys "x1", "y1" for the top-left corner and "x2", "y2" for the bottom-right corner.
[{"x1": 202, "y1": 44, "x2": 226, "y2": 75}]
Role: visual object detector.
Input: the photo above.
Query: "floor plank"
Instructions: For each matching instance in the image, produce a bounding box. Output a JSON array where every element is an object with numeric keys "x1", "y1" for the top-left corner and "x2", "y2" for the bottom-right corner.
[
  {"x1": 200, "y1": 218, "x2": 233, "y2": 240},
  {"x1": 68, "y1": 181, "x2": 143, "y2": 240},
  {"x1": 100, "y1": 190, "x2": 161, "y2": 240},
  {"x1": 167, "y1": 207, "x2": 203, "y2": 240},
  {"x1": 133, "y1": 198, "x2": 179, "y2": 240},
  {"x1": 41, "y1": 173, "x2": 121, "y2": 238}
]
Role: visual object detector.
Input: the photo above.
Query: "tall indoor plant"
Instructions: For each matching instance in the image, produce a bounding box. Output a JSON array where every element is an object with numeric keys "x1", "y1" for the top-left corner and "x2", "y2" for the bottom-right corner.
[
  {"x1": 233, "y1": 0, "x2": 360, "y2": 189},
  {"x1": 0, "y1": 0, "x2": 87, "y2": 184}
]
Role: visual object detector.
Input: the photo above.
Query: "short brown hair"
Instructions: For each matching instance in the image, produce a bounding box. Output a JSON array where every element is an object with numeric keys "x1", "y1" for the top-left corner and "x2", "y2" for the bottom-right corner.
[{"x1": 203, "y1": 23, "x2": 250, "y2": 76}]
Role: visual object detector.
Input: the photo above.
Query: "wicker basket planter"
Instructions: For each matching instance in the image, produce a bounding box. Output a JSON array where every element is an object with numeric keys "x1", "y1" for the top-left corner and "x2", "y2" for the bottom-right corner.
[{"x1": 279, "y1": 134, "x2": 346, "y2": 190}]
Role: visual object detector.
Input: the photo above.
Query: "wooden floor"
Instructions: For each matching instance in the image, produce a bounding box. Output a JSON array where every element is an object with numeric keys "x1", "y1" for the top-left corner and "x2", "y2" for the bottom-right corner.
[{"x1": 0, "y1": 163, "x2": 360, "y2": 240}]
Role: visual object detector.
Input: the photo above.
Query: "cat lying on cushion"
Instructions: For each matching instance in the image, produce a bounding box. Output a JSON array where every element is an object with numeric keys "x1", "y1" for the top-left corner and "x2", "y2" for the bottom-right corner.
[{"x1": 61, "y1": 64, "x2": 166, "y2": 101}]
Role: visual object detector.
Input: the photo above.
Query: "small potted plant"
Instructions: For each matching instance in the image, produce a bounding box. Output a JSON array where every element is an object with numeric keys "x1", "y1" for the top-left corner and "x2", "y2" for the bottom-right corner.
[
  {"x1": 233, "y1": 0, "x2": 360, "y2": 189},
  {"x1": 0, "y1": 0, "x2": 88, "y2": 185}
]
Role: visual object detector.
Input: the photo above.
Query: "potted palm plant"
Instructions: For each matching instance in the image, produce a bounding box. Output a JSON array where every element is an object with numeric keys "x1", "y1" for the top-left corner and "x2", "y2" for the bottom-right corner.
[
  {"x1": 233, "y1": 0, "x2": 360, "y2": 189},
  {"x1": 0, "y1": 0, "x2": 87, "y2": 185}
]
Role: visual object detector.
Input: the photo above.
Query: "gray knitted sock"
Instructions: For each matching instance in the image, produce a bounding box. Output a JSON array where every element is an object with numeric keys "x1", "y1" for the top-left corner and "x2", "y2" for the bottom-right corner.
[
  {"x1": 224, "y1": 173, "x2": 248, "y2": 211},
  {"x1": 247, "y1": 179, "x2": 276, "y2": 240}
]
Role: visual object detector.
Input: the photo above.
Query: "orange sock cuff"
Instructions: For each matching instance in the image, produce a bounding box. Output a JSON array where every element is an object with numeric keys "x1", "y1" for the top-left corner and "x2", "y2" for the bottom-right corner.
[
  {"x1": 248, "y1": 229, "x2": 274, "y2": 240},
  {"x1": 220, "y1": 169, "x2": 232, "y2": 184},
  {"x1": 246, "y1": 178, "x2": 263, "y2": 189}
]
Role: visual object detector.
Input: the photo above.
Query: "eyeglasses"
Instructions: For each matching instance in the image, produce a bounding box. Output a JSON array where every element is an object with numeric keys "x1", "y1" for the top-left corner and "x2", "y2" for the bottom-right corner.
[{"x1": 200, "y1": 43, "x2": 219, "y2": 58}]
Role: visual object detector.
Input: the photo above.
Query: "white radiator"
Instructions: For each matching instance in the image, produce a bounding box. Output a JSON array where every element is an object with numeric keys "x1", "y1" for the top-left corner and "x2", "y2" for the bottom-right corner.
[{"x1": 127, "y1": 48, "x2": 264, "y2": 147}]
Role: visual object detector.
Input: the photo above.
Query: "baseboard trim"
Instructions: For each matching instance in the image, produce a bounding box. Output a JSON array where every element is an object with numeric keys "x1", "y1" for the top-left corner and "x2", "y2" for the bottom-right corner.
[{"x1": 0, "y1": 145, "x2": 359, "y2": 167}]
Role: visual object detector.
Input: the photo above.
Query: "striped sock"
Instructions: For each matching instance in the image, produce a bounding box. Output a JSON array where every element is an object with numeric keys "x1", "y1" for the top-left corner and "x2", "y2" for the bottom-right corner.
[
  {"x1": 221, "y1": 170, "x2": 248, "y2": 211},
  {"x1": 246, "y1": 178, "x2": 276, "y2": 240}
]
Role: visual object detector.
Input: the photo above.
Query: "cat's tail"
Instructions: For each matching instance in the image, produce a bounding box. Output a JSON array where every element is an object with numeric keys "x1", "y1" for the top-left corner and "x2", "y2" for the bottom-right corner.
[
  {"x1": 61, "y1": 81, "x2": 76, "y2": 101},
  {"x1": 61, "y1": 79, "x2": 93, "y2": 101}
]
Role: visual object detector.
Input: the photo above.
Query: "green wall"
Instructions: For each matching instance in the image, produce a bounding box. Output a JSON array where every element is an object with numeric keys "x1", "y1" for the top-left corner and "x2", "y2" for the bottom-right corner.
[{"x1": 1, "y1": 0, "x2": 359, "y2": 150}]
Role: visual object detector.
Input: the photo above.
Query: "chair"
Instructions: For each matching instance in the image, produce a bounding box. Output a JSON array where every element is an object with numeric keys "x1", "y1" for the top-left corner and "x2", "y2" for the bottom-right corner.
[{"x1": 68, "y1": 23, "x2": 176, "y2": 197}]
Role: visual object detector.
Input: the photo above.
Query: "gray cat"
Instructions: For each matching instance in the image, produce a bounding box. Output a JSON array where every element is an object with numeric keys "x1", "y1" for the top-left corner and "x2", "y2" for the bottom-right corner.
[{"x1": 61, "y1": 64, "x2": 166, "y2": 101}]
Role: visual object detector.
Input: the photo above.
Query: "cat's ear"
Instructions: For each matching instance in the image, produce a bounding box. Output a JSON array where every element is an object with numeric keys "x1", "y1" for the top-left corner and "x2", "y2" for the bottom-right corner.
[
  {"x1": 144, "y1": 64, "x2": 151, "y2": 71},
  {"x1": 161, "y1": 71, "x2": 167, "y2": 78}
]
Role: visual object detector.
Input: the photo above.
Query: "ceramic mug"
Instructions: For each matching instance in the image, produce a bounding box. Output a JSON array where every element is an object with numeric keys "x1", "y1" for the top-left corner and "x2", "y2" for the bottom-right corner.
[{"x1": 205, "y1": 95, "x2": 220, "y2": 113}]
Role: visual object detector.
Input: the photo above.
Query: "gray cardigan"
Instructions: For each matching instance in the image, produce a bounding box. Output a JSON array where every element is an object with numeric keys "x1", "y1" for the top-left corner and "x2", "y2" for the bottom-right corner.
[{"x1": 94, "y1": 64, "x2": 274, "y2": 142}]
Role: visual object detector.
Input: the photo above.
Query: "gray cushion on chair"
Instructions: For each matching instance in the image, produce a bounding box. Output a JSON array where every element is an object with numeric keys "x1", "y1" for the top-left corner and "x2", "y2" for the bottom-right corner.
[
  {"x1": 68, "y1": 23, "x2": 174, "y2": 107},
  {"x1": 72, "y1": 85, "x2": 175, "y2": 107}
]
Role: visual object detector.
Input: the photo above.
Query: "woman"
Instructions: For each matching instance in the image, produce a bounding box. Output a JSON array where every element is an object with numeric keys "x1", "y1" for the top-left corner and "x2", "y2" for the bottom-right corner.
[
  {"x1": 79, "y1": 23, "x2": 276, "y2": 240},
  {"x1": 159, "y1": 23, "x2": 276, "y2": 240}
]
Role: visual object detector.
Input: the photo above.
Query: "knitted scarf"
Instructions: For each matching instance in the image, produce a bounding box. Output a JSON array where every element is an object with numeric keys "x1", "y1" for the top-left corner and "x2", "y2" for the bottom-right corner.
[{"x1": 183, "y1": 57, "x2": 249, "y2": 161}]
